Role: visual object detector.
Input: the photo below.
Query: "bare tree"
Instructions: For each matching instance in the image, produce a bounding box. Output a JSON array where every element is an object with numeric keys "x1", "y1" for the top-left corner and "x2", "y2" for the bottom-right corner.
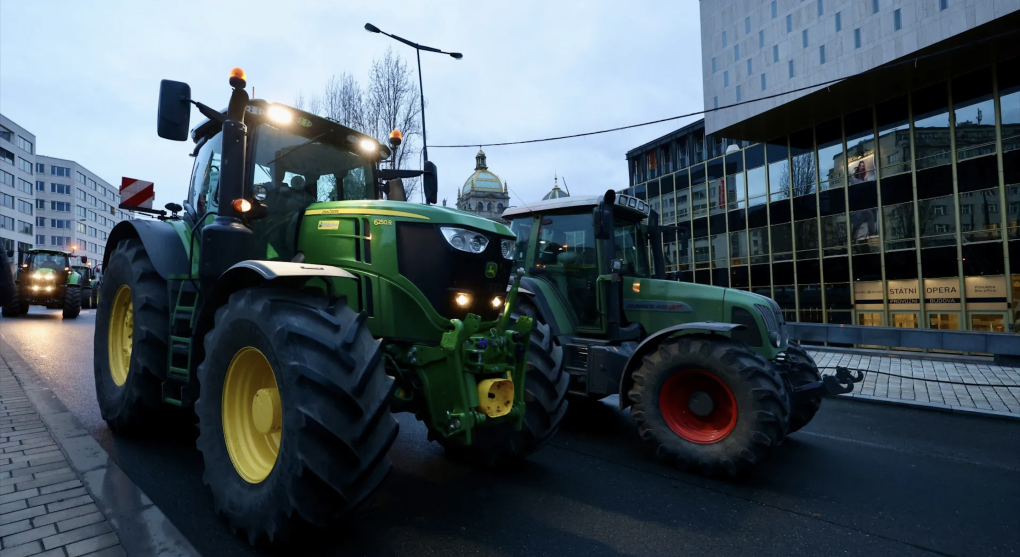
[
  {"x1": 781, "y1": 153, "x2": 817, "y2": 198},
  {"x1": 297, "y1": 48, "x2": 425, "y2": 200}
]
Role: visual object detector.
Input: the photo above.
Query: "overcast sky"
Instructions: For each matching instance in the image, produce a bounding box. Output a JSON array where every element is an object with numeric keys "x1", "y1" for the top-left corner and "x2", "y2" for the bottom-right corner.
[{"x1": 1, "y1": 1, "x2": 703, "y2": 211}]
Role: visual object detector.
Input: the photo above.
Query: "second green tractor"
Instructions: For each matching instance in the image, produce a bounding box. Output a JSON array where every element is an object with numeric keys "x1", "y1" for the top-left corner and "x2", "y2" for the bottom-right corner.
[{"x1": 93, "y1": 69, "x2": 568, "y2": 544}]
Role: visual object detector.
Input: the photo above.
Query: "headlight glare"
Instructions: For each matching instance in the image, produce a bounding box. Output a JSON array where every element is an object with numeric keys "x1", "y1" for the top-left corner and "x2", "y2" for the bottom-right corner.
[{"x1": 440, "y1": 227, "x2": 489, "y2": 254}]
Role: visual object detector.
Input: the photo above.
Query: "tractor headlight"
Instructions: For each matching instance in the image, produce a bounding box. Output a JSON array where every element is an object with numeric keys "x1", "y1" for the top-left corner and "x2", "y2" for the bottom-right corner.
[
  {"x1": 440, "y1": 227, "x2": 489, "y2": 254},
  {"x1": 253, "y1": 184, "x2": 268, "y2": 201},
  {"x1": 500, "y1": 239, "x2": 515, "y2": 260},
  {"x1": 454, "y1": 292, "x2": 473, "y2": 308},
  {"x1": 768, "y1": 330, "x2": 781, "y2": 348},
  {"x1": 491, "y1": 296, "x2": 503, "y2": 309}
]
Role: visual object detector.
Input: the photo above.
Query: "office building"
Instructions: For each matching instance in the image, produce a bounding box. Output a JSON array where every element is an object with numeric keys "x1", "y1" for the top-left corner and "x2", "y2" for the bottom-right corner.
[
  {"x1": 624, "y1": 2, "x2": 1020, "y2": 333},
  {"x1": 0, "y1": 115, "x2": 38, "y2": 261}
]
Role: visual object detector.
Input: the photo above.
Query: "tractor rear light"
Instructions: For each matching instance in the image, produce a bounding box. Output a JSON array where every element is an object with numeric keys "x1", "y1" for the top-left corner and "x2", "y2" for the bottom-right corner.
[
  {"x1": 500, "y1": 239, "x2": 515, "y2": 260},
  {"x1": 232, "y1": 198, "x2": 252, "y2": 213},
  {"x1": 440, "y1": 227, "x2": 489, "y2": 254}
]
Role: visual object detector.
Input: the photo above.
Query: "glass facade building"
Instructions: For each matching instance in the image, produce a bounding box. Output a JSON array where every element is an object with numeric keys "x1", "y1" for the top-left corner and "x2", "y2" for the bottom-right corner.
[{"x1": 625, "y1": 55, "x2": 1020, "y2": 334}]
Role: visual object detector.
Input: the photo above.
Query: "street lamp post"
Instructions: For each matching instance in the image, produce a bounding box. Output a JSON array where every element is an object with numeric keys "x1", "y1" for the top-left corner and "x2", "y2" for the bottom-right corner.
[{"x1": 364, "y1": 23, "x2": 461, "y2": 200}]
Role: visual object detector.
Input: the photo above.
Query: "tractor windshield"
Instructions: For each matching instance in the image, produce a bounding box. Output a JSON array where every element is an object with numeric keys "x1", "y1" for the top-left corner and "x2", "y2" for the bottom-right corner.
[
  {"x1": 250, "y1": 123, "x2": 376, "y2": 209},
  {"x1": 613, "y1": 219, "x2": 651, "y2": 278},
  {"x1": 29, "y1": 253, "x2": 66, "y2": 272}
]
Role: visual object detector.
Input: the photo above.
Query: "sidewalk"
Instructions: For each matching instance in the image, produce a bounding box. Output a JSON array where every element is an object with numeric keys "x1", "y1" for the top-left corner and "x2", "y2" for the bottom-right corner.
[
  {"x1": 809, "y1": 349, "x2": 1020, "y2": 419},
  {"x1": 0, "y1": 348, "x2": 197, "y2": 557}
]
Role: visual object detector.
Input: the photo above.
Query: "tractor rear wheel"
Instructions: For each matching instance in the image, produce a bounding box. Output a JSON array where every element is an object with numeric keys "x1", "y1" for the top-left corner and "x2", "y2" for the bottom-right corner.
[
  {"x1": 82, "y1": 287, "x2": 93, "y2": 309},
  {"x1": 94, "y1": 238, "x2": 170, "y2": 434},
  {"x1": 195, "y1": 288, "x2": 398, "y2": 544},
  {"x1": 628, "y1": 335, "x2": 789, "y2": 477},
  {"x1": 784, "y1": 341, "x2": 822, "y2": 433},
  {"x1": 2, "y1": 287, "x2": 23, "y2": 317},
  {"x1": 63, "y1": 286, "x2": 81, "y2": 319},
  {"x1": 443, "y1": 296, "x2": 568, "y2": 467}
]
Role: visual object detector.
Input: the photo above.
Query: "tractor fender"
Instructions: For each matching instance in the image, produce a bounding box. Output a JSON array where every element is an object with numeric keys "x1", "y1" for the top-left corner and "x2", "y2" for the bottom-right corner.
[
  {"x1": 104, "y1": 220, "x2": 189, "y2": 280},
  {"x1": 190, "y1": 261, "x2": 358, "y2": 377},
  {"x1": 617, "y1": 322, "x2": 746, "y2": 410}
]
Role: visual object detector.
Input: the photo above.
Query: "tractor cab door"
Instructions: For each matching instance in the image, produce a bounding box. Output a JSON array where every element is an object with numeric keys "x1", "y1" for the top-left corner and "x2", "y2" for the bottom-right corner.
[
  {"x1": 185, "y1": 133, "x2": 223, "y2": 231},
  {"x1": 532, "y1": 213, "x2": 602, "y2": 329}
]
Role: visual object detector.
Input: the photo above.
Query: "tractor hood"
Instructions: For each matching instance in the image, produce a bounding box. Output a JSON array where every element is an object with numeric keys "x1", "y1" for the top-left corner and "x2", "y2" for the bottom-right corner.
[{"x1": 303, "y1": 201, "x2": 514, "y2": 238}]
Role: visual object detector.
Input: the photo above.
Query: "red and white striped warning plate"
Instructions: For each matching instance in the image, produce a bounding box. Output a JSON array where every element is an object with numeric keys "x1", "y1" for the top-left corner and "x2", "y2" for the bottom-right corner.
[{"x1": 120, "y1": 177, "x2": 154, "y2": 209}]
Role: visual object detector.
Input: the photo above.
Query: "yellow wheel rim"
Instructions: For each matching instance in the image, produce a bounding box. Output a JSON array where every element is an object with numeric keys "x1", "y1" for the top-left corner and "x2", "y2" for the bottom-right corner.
[
  {"x1": 108, "y1": 285, "x2": 133, "y2": 387},
  {"x1": 222, "y1": 347, "x2": 281, "y2": 484}
]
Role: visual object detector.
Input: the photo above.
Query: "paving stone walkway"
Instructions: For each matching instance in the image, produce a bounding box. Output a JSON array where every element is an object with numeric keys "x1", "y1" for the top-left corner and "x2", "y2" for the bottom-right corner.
[
  {"x1": 810, "y1": 349, "x2": 1020, "y2": 418},
  {"x1": 0, "y1": 365, "x2": 123, "y2": 557}
]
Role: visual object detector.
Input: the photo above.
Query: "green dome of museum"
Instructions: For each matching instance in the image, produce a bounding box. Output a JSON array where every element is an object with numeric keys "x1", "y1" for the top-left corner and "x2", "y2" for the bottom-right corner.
[{"x1": 462, "y1": 150, "x2": 505, "y2": 194}]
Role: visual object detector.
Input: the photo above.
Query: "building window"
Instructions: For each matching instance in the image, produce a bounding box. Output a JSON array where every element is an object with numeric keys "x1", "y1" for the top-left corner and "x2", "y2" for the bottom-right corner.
[
  {"x1": 893, "y1": 9, "x2": 901, "y2": 30},
  {"x1": 17, "y1": 199, "x2": 32, "y2": 215},
  {"x1": 35, "y1": 181, "x2": 44, "y2": 191},
  {"x1": 16, "y1": 136, "x2": 33, "y2": 154},
  {"x1": 35, "y1": 163, "x2": 44, "y2": 173},
  {"x1": 18, "y1": 220, "x2": 32, "y2": 235},
  {"x1": 820, "y1": 45, "x2": 826, "y2": 64},
  {"x1": 817, "y1": 0, "x2": 824, "y2": 16},
  {"x1": 0, "y1": 147, "x2": 13, "y2": 166},
  {"x1": 712, "y1": 57, "x2": 717, "y2": 73},
  {"x1": 873, "y1": 0, "x2": 879, "y2": 13},
  {"x1": 35, "y1": 199, "x2": 44, "y2": 209},
  {"x1": 854, "y1": 28, "x2": 862, "y2": 48},
  {"x1": 734, "y1": 44, "x2": 739, "y2": 61},
  {"x1": 786, "y1": 14, "x2": 792, "y2": 33},
  {"x1": 771, "y1": 1, "x2": 778, "y2": 18},
  {"x1": 940, "y1": 0, "x2": 948, "y2": 10},
  {"x1": 0, "y1": 128, "x2": 10, "y2": 142},
  {"x1": 759, "y1": 30, "x2": 764, "y2": 47},
  {"x1": 50, "y1": 201, "x2": 71, "y2": 212},
  {"x1": 761, "y1": 73, "x2": 767, "y2": 90},
  {"x1": 737, "y1": 85, "x2": 742, "y2": 102},
  {"x1": 35, "y1": 217, "x2": 45, "y2": 227},
  {"x1": 76, "y1": 171, "x2": 86, "y2": 184},
  {"x1": 789, "y1": 60, "x2": 795, "y2": 78},
  {"x1": 745, "y1": 16, "x2": 751, "y2": 34},
  {"x1": 35, "y1": 235, "x2": 45, "y2": 245},
  {"x1": 0, "y1": 169, "x2": 11, "y2": 188},
  {"x1": 51, "y1": 166, "x2": 70, "y2": 177},
  {"x1": 0, "y1": 192, "x2": 12, "y2": 209},
  {"x1": 51, "y1": 183, "x2": 71, "y2": 195},
  {"x1": 17, "y1": 157, "x2": 32, "y2": 174},
  {"x1": 0, "y1": 216, "x2": 13, "y2": 231},
  {"x1": 773, "y1": 44, "x2": 779, "y2": 62},
  {"x1": 747, "y1": 59, "x2": 753, "y2": 75},
  {"x1": 724, "y1": 70, "x2": 729, "y2": 87},
  {"x1": 722, "y1": 31, "x2": 727, "y2": 47},
  {"x1": 835, "y1": 11, "x2": 842, "y2": 31},
  {"x1": 17, "y1": 178, "x2": 31, "y2": 194}
]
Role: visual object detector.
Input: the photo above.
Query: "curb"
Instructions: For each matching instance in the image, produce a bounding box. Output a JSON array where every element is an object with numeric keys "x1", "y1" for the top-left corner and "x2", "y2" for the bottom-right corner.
[
  {"x1": 832, "y1": 390, "x2": 1020, "y2": 421},
  {"x1": 805, "y1": 345, "x2": 998, "y2": 365},
  {"x1": 0, "y1": 339, "x2": 200, "y2": 557}
]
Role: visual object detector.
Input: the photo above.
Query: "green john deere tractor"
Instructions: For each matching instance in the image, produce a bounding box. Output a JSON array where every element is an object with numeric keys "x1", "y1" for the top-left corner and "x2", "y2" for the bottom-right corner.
[
  {"x1": 503, "y1": 191, "x2": 861, "y2": 476},
  {"x1": 71, "y1": 259, "x2": 100, "y2": 309},
  {"x1": 93, "y1": 69, "x2": 568, "y2": 543},
  {"x1": 3, "y1": 248, "x2": 82, "y2": 319}
]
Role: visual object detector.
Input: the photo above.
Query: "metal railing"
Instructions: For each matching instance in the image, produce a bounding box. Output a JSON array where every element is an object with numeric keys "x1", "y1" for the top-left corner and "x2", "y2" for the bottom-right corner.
[{"x1": 785, "y1": 323, "x2": 1020, "y2": 364}]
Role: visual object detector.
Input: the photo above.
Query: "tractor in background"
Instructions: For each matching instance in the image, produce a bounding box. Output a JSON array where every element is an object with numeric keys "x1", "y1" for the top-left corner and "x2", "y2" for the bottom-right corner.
[
  {"x1": 2, "y1": 248, "x2": 82, "y2": 319},
  {"x1": 71, "y1": 257, "x2": 100, "y2": 308},
  {"x1": 503, "y1": 191, "x2": 860, "y2": 476},
  {"x1": 93, "y1": 68, "x2": 567, "y2": 544}
]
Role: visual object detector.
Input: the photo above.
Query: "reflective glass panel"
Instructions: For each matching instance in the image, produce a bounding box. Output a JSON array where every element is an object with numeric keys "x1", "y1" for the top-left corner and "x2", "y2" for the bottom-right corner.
[
  {"x1": 850, "y1": 208, "x2": 880, "y2": 253},
  {"x1": 821, "y1": 213, "x2": 848, "y2": 254},
  {"x1": 959, "y1": 188, "x2": 1003, "y2": 242},
  {"x1": 882, "y1": 202, "x2": 916, "y2": 250},
  {"x1": 749, "y1": 226, "x2": 769, "y2": 263}
]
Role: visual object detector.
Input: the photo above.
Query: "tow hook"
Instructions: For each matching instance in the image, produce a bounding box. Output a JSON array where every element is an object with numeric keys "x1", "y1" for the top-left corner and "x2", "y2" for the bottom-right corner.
[{"x1": 792, "y1": 366, "x2": 866, "y2": 401}]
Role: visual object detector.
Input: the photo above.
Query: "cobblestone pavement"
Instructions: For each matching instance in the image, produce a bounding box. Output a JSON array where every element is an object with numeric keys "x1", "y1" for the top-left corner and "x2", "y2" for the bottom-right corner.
[
  {"x1": 0, "y1": 366, "x2": 124, "y2": 557},
  {"x1": 810, "y1": 350, "x2": 1020, "y2": 417}
]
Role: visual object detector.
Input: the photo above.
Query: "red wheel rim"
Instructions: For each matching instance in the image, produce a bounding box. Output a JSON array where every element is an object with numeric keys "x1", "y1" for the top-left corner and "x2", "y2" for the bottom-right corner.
[{"x1": 659, "y1": 369, "x2": 738, "y2": 443}]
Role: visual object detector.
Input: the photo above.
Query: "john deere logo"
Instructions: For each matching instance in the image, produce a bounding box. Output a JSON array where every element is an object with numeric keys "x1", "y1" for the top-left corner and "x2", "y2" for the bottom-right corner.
[{"x1": 484, "y1": 262, "x2": 498, "y2": 278}]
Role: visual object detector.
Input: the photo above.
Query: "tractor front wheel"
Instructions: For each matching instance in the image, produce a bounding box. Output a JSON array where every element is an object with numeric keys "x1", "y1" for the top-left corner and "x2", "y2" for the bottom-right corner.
[
  {"x1": 82, "y1": 287, "x2": 93, "y2": 309},
  {"x1": 195, "y1": 288, "x2": 398, "y2": 544},
  {"x1": 628, "y1": 335, "x2": 789, "y2": 477},
  {"x1": 784, "y1": 341, "x2": 822, "y2": 433},
  {"x1": 63, "y1": 286, "x2": 81, "y2": 319},
  {"x1": 443, "y1": 297, "x2": 568, "y2": 467},
  {"x1": 94, "y1": 238, "x2": 170, "y2": 434},
  {"x1": 2, "y1": 286, "x2": 23, "y2": 317}
]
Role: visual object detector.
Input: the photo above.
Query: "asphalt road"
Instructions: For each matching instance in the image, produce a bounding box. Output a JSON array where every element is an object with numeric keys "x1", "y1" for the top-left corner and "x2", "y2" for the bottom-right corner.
[{"x1": 2, "y1": 309, "x2": 1019, "y2": 557}]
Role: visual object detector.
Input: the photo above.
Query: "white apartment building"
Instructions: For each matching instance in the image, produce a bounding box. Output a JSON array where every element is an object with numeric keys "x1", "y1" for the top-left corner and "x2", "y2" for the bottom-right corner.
[{"x1": 0, "y1": 114, "x2": 38, "y2": 261}]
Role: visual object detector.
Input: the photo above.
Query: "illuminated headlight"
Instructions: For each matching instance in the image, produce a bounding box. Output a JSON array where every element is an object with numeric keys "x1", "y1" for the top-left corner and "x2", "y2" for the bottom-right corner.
[
  {"x1": 32, "y1": 273, "x2": 42, "y2": 280},
  {"x1": 358, "y1": 138, "x2": 378, "y2": 153},
  {"x1": 45, "y1": 286, "x2": 53, "y2": 292},
  {"x1": 267, "y1": 105, "x2": 292, "y2": 124},
  {"x1": 440, "y1": 227, "x2": 489, "y2": 254},
  {"x1": 253, "y1": 184, "x2": 268, "y2": 201},
  {"x1": 454, "y1": 293, "x2": 473, "y2": 308},
  {"x1": 31, "y1": 285, "x2": 39, "y2": 291},
  {"x1": 491, "y1": 296, "x2": 503, "y2": 309},
  {"x1": 500, "y1": 239, "x2": 515, "y2": 260}
]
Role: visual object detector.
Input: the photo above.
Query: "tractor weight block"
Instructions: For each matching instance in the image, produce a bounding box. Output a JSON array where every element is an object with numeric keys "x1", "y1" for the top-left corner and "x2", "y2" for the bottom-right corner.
[{"x1": 476, "y1": 378, "x2": 514, "y2": 418}]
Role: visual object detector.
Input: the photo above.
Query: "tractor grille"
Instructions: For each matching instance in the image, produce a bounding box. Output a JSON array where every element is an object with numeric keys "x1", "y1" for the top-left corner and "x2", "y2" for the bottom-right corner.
[
  {"x1": 396, "y1": 222, "x2": 513, "y2": 322},
  {"x1": 755, "y1": 304, "x2": 779, "y2": 334}
]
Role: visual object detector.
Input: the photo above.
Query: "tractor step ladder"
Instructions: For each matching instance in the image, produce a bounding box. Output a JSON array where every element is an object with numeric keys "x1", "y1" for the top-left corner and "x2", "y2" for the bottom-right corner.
[{"x1": 163, "y1": 278, "x2": 199, "y2": 406}]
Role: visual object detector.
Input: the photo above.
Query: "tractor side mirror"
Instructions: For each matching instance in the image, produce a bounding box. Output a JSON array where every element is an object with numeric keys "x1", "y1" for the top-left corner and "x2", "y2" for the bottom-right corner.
[
  {"x1": 592, "y1": 206, "x2": 606, "y2": 239},
  {"x1": 423, "y1": 161, "x2": 438, "y2": 205},
  {"x1": 80, "y1": 256, "x2": 88, "y2": 264},
  {"x1": 593, "y1": 190, "x2": 616, "y2": 240},
  {"x1": 157, "y1": 79, "x2": 192, "y2": 141}
]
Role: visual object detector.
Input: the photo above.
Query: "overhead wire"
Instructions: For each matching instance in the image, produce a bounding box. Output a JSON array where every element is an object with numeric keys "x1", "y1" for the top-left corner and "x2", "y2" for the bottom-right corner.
[{"x1": 430, "y1": 28, "x2": 1020, "y2": 149}]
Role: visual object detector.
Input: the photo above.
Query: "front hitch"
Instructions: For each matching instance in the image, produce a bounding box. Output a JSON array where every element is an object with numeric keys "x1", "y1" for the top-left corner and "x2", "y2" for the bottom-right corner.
[{"x1": 791, "y1": 366, "x2": 866, "y2": 402}]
